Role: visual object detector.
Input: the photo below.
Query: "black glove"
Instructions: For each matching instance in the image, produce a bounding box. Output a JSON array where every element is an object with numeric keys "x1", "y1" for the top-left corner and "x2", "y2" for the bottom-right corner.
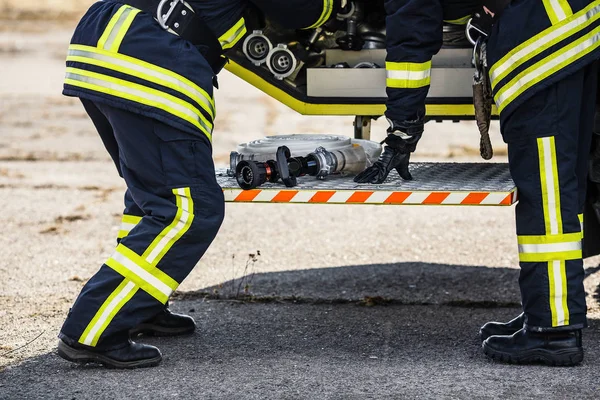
[
  {"x1": 354, "y1": 118, "x2": 423, "y2": 184},
  {"x1": 353, "y1": 146, "x2": 412, "y2": 184}
]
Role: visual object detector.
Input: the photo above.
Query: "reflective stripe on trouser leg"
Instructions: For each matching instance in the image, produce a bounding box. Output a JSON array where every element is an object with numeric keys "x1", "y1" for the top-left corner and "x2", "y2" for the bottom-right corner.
[
  {"x1": 79, "y1": 187, "x2": 193, "y2": 346},
  {"x1": 508, "y1": 131, "x2": 586, "y2": 330},
  {"x1": 117, "y1": 190, "x2": 144, "y2": 240}
]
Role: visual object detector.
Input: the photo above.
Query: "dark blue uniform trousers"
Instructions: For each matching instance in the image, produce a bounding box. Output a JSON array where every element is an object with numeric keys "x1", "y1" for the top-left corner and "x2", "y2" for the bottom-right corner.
[
  {"x1": 60, "y1": 100, "x2": 225, "y2": 348},
  {"x1": 502, "y1": 62, "x2": 598, "y2": 332}
]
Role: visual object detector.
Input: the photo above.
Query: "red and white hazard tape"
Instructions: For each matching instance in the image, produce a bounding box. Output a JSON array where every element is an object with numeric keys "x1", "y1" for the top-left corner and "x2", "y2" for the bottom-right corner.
[{"x1": 223, "y1": 189, "x2": 518, "y2": 206}]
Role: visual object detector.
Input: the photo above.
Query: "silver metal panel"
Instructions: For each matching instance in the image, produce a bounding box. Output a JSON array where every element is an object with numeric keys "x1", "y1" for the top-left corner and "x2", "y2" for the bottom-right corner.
[
  {"x1": 217, "y1": 163, "x2": 515, "y2": 192},
  {"x1": 306, "y1": 67, "x2": 474, "y2": 98},
  {"x1": 324, "y1": 48, "x2": 473, "y2": 68}
]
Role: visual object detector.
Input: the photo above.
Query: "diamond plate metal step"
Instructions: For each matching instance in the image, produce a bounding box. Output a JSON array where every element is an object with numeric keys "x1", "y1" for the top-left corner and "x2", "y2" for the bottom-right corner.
[{"x1": 217, "y1": 163, "x2": 517, "y2": 206}]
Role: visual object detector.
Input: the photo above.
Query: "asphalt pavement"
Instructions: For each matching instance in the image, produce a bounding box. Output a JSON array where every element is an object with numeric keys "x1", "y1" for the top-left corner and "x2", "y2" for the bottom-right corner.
[{"x1": 2, "y1": 265, "x2": 600, "y2": 400}]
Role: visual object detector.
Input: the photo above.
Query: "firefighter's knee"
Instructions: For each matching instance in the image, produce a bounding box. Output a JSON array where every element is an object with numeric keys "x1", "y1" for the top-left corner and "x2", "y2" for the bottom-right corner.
[{"x1": 186, "y1": 184, "x2": 225, "y2": 244}]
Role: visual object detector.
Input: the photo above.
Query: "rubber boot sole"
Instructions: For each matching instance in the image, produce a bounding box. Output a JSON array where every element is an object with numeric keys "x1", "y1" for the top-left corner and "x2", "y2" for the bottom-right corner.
[
  {"x1": 482, "y1": 342, "x2": 583, "y2": 366},
  {"x1": 57, "y1": 340, "x2": 162, "y2": 369}
]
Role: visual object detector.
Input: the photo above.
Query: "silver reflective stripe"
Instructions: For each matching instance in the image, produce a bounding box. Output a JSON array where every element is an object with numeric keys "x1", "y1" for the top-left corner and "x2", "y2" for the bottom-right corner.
[
  {"x1": 68, "y1": 49, "x2": 215, "y2": 119},
  {"x1": 386, "y1": 69, "x2": 431, "y2": 81},
  {"x1": 518, "y1": 241, "x2": 582, "y2": 254},
  {"x1": 102, "y1": 7, "x2": 134, "y2": 50},
  {"x1": 112, "y1": 251, "x2": 173, "y2": 299},
  {"x1": 65, "y1": 71, "x2": 212, "y2": 134},
  {"x1": 491, "y1": 4, "x2": 600, "y2": 84},
  {"x1": 496, "y1": 30, "x2": 600, "y2": 110}
]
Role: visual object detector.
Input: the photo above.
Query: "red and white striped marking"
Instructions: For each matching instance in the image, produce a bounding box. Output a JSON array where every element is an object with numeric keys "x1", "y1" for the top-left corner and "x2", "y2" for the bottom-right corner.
[{"x1": 223, "y1": 188, "x2": 518, "y2": 206}]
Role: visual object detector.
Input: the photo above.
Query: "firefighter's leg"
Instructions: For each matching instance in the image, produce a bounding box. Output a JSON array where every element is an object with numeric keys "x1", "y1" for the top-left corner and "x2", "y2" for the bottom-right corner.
[
  {"x1": 483, "y1": 66, "x2": 595, "y2": 366},
  {"x1": 119, "y1": 189, "x2": 197, "y2": 338},
  {"x1": 355, "y1": 0, "x2": 443, "y2": 184},
  {"x1": 59, "y1": 104, "x2": 224, "y2": 367}
]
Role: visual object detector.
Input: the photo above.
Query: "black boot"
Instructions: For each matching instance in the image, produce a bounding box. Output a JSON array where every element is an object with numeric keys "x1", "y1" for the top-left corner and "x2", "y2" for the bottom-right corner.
[
  {"x1": 57, "y1": 337, "x2": 162, "y2": 369},
  {"x1": 479, "y1": 313, "x2": 525, "y2": 341},
  {"x1": 130, "y1": 308, "x2": 196, "y2": 337},
  {"x1": 482, "y1": 328, "x2": 583, "y2": 366}
]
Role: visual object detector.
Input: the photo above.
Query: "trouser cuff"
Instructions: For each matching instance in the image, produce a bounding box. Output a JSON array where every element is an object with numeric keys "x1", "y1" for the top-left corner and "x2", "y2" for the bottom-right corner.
[{"x1": 525, "y1": 322, "x2": 586, "y2": 333}]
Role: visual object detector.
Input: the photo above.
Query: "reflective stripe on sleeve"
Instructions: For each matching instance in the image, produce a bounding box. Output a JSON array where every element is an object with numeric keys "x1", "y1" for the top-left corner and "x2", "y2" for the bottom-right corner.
[
  {"x1": 219, "y1": 17, "x2": 247, "y2": 50},
  {"x1": 386, "y1": 61, "x2": 432, "y2": 89}
]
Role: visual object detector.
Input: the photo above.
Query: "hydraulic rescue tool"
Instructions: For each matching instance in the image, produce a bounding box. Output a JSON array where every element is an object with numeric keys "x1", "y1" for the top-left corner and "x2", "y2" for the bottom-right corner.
[{"x1": 235, "y1": 144, "x2": 367, "y2": 189}]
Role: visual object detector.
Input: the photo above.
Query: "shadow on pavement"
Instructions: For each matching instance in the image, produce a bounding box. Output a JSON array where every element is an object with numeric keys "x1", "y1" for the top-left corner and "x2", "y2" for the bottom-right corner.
[
  {"x1": 182, "y1": 261, "x2": 524, "y2": 306},
  {"x1": 2, "y1": 262, "x2": 600, "y2": 399}
]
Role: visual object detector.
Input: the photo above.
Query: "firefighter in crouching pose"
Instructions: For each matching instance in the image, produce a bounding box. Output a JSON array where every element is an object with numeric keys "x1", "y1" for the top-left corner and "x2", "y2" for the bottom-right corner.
[
  {"x1": 473, "y1": 0, "x2": 600, "y2": 366},
  {"x1": 354, "y1": 0, "x2": 481, "y2": 183},
  {"x1": 57, "y1": 0, "x2": 346, "y2": 369}
]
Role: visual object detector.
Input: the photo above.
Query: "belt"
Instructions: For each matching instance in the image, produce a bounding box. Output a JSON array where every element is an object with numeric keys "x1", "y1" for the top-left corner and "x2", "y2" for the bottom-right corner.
[{"x1": 115, "y1": 0, "x2": 226, "y2": 74}]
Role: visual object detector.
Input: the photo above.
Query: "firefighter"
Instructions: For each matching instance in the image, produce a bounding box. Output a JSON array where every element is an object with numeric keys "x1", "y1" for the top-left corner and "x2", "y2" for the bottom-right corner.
[
  {"x1": 56, "y1": 0, "x2": 344, "y2": 369},
  {"x1": 471, "y1": 0, "x2": 600, "y2": 366},
  {"x1": 354, "y1": 0, "x2": 480, "y2": 184}
]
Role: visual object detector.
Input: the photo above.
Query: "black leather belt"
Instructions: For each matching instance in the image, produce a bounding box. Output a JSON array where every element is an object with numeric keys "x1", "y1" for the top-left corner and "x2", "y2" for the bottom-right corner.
[{"x1": 115, "y1": 0, "x2": 226, "y2": 74}]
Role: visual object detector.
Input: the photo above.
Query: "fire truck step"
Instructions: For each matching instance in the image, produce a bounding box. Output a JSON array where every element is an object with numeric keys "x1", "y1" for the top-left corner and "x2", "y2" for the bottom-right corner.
[{"x1": 217, "y1": 162, "x2": 517, "y2": 206}]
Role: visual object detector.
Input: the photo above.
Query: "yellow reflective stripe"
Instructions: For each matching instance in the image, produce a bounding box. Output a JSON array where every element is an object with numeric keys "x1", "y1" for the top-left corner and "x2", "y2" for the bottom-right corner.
[
  {"x1": 543, "y1": 0, "x2": 573, "y2": 25},
  {"x1": 386, "y1": 61, "x2": 432, "y2": 89},
  {"x1": 106, "y1": 252, "x2": 171, "y2": 304},
  {"x1": 108, "y1": 8, "x2": 140, "y2": 52},
  {"x1": 386, "y1": 61, "x2": 431, "y2": 72},
  {"x1": 561, "y1": 260, "x2": 569, "y2": 325},
  {"x1": 97, "y1": 5, "x2": 129, "y2": 49},
  {"x1": 122, "y1": 215, "x2": 143, "y2": 225},
  {"x1": 444, "y1": 15, "x2": 472, "y2": 25},
  {"x1": 78, "y1": 189, "x2": 194, "y2": 347},
  {"x1": 70, "y1": 44, "x2": 214, "y2": 110},
  {"x1": 518, "y1": 232, "x2": 582, "y2": 244},
  {"x1": 305, "y1": 0, "x2": 333, "y2": 29},
  {"x1": 79, "y1": 279, "x2": 138, "y2": 346},
  {"x1": 520, "y1": 250, "x2": 581, "y2": 262},
  {"x1": 490, "y1": 3, "x2": 600, "y2": 90},
  {"x1": 549, "y1": 137, "x2": 563, "y2": 234},
  {"x1": 495, "y1": 26, "x2": 600, "y2": 113},
  {"x1": 116, "y1": 244, "x2": 178, "y2": 291},
  {"x1": 538, "y1": 137, "x2": 563, "y2": 235},
  {"x1": 548, "y1": 260, "x2": 569, "y2": 326},
  {"x1": 65, "y1": 67, "x2": 213, "y2": 141},
  {"x1": 519, "y1": 241, "x2": 581, "y2": 255},
  {"x1": 219, "y1": 17, "x2": 247, "y2": 50},
  {"x1": 68, "y1": 45, "x2": 215, "y2": 119},
  {"x1": 119, "y1": 215, "x2": 142, "y2": 238},
  {"x1": 142, "y1": 188, "x2": 194, "y2": 266}
]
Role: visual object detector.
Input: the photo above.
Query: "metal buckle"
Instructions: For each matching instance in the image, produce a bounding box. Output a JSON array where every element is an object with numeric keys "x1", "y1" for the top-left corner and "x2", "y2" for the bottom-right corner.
[
  {"x1": 465, "y1": 18, "x2": 488, "y2": 46},
  {"x1": 156, "y1": 0, "x2": 182, "y2": 30}
]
